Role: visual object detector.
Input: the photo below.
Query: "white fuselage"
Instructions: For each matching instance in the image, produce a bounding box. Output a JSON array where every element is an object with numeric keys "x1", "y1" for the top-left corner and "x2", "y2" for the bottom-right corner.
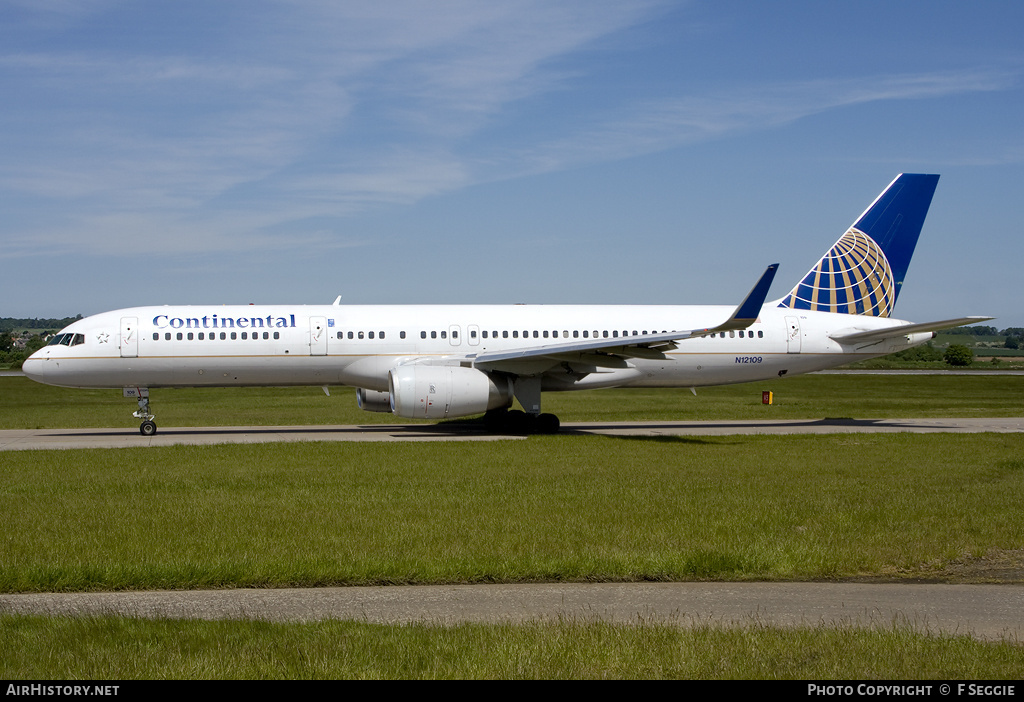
[{"x1": 23, "y1": 302, "x2": 931, "y2": 392}]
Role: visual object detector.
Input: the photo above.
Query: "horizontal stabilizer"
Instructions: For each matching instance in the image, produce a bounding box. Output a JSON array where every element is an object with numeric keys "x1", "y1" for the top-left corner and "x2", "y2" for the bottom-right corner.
[{"x1": 830, "y1": 316, "x2": 995, "y2": 344}]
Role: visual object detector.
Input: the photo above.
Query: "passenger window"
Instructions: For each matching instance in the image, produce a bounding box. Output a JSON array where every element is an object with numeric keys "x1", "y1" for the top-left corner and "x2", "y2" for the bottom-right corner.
[
  {"x1": 230, "y1": 332, "x2": 237, "y2": 340},
  {"x1": 165, "y1": 333, "x2": 171, "y2": 341},
  {"x1": 441, "y1": 331, "x2": 447, "y2": 339},
  {"x1": 241, "y1": 332, "x2": 247, "y2": 340},
  {"x1": 358, "y1": 331, "x2": 364, "y2": 339},
  {"x1": 400, "y1": 331, "x2": 405, "y2": 339},
  {"x1": 503, "y1": 331, "x2": 508, "y2": 338},
  {"x1": 153, "y1": 334, "x2": 159, "y2": 341},
  {"x1": 513, "y1": 331, "x2": 518, "y2": 338},
  {"x1": 188, "y1": 332, "x2": 194, "y2": 340},
  {"x1": 273, "y1": 332, "x2": 279, "y2": 340},
  {"x1": 368, "y1": 331, "x2": 374, "y2": 339},
  {"x1": 420, "y1": 331, "x2": 426, "y2": 339},
  {"x1": 431, "y1": 331, "x2": 437, "y2": 339},
  {"x1": 176, "y1": 333, "x2": 183, "y2": 341}
]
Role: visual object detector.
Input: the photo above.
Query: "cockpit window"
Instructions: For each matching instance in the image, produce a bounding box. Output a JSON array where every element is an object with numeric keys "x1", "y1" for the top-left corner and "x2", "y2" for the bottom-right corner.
[{"x1": 46, "y1": 333, "x2": 85, "y2": 347}]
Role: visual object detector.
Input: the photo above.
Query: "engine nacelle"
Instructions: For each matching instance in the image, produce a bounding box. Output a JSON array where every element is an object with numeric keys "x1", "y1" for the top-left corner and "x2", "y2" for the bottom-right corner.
[
  {"x1": 389, "y1": 365, "x2": 512, "y2": 419},
  {"x1": 356, "y1": 388, "x2": 392, "y2": 413}
]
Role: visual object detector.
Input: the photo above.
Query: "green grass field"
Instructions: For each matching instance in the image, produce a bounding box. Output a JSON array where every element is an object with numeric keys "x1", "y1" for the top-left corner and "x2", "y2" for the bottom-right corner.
[
  {"x1": 3, "y1": 434, "x2": 1023, "y2": 592},
  {"x1": 4, "y1": 615, "x2": 1023, "y2": 679},
  {"x1": 2, "y1": 374, "x2": 1023, "y2": 678}
]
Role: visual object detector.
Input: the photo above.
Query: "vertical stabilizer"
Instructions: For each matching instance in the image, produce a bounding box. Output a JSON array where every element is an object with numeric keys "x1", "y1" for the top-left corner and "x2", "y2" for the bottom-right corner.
[{"x1": 778, "y1": 173, "x2": 939, "y2": 317}]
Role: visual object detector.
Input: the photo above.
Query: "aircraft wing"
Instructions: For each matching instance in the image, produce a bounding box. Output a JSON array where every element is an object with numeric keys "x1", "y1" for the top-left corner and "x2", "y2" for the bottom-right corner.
[
  {"x1": 830, "y1": 316, "x2": 995, "y2": 344},
  {"x1": 472, "y1": 264, "x2": 779, "y2": 370}
]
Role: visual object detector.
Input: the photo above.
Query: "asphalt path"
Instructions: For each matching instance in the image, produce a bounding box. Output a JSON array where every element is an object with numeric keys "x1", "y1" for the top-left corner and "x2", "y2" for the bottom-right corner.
[
  {"x1": 2, "y1": 582, "x2": 1022, "y2": 642},
  {"x1": 1, "y1": 416, "x2": 1023, "y2": 450}
]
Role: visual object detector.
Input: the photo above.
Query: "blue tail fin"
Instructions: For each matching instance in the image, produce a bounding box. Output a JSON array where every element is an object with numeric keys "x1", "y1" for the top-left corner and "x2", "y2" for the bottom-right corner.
[{"x1": 778, "y1": 173, "x2": 939, "y2": 317}]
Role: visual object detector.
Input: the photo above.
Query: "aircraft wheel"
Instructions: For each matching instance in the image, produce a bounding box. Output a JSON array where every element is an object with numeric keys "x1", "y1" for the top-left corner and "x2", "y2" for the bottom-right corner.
[
  {"x1": 504, "y1": 409, "x2": 529, "y2": 434},
  {"x1": 139, "y1": 420, "x2": 157, "y2": 436},
  {"x1": 536, "y1": 413, "x2": 560, "y2": 434},
  {"x1": 483, "y1": 407, "x2": 509, "y2": 432}
]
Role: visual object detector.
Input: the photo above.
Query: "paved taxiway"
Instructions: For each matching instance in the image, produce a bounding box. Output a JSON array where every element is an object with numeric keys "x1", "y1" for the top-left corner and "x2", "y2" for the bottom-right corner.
[
  {"x1": 2, "y1": 582, "x2": 1021, "y2": 642},
  {"x1": 1, "y1": 416, "x2": 1022, "y2": 450}
]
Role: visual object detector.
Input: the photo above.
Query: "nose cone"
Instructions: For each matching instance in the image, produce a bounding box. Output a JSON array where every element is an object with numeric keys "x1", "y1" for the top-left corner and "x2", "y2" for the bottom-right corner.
[{"x1": 21, "y1": 348, "x2": 49, "y2": 384}]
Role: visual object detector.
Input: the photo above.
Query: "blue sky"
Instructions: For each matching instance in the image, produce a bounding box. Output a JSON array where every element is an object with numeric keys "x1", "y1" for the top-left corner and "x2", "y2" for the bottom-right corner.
[{"x1": 2, "y1": 1, "x2": 1022, "y2": 326}]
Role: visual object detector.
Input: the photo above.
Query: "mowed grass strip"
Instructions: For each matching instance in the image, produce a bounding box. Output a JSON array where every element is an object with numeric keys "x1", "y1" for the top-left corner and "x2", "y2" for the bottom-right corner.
[
  {"x1": 3, "y1": 614, "x2": 1023, "y2": 679},
  {"x1": 3, "y1": 374, "x2": 1024, "y2": 430},
  {"x1": 2, "y1": 434, "x2": 1023, "y2": 592}
]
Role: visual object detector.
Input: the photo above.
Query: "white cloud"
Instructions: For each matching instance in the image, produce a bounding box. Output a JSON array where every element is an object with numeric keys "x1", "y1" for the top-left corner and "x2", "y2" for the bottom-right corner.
[{"x1": 501, "y1": 68, "x2": 1022, "y2": 176}]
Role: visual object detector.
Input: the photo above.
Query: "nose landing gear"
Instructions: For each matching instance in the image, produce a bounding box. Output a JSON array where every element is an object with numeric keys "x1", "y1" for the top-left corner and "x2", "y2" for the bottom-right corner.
[{"x1": 127, "y1": 388, "x2": 157, "y2": 436}]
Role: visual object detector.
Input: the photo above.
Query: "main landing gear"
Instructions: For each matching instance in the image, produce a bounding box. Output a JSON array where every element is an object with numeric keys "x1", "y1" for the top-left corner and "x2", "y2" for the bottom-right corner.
[
  {"x1": 131, "y1": 392, "x2": 157, "y2": 436},
  {"x1": 483, "y1": 377, "x2": 560, "y2": 435},
  {"x1": 483, "y1": 407, "x2": 561, "y2": 435}
]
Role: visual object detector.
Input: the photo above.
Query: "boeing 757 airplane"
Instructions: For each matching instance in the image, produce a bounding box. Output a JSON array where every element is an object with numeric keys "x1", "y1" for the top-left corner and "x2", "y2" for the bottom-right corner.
[{"x1": 24, "y1": 174, "x2": 991, "y2": 435}]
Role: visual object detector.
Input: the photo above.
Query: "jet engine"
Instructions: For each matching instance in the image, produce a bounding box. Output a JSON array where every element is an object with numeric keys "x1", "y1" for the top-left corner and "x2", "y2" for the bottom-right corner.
[
  {"x1": 356, "y1": 388, "x2": 392, "y2": 413},
  {"x1": 389, "y1": 365, "x2": 512, "y2": 419}
]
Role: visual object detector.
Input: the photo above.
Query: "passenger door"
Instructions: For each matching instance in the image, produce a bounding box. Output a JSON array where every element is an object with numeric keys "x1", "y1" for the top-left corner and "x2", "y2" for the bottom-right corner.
[
  {"x1": 785, "y1": 316, "x2": 802, "y2": 354},
  {"x1": 310, "y1": 316, "x2": 327, "y2": 355},
  {"x1": 120, "y1": 317, "x2": 138, "y2": 358}
]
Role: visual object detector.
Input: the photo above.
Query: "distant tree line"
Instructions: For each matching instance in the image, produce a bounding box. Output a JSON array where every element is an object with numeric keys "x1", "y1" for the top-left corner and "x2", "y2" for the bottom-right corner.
[
  {"x1": 0, "y1": 315, "x2": 82, "y2": 332},
  {"x1": 943, "y1": 325, "x2": 1024, "y2": 337},
  {"x1": 942, "y1": 324, "x2": 1024, "y2": 350},
  {"x1": 1, "y1": 316, "x2": 82, "y2": 368}
]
